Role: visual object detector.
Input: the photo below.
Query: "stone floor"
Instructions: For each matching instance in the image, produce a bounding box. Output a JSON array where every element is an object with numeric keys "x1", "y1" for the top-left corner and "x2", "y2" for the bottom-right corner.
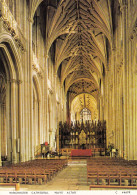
[
  {"x1": 0, "y1": 158, "x2": 135, "y2": 193},
  {"x1": 0, "y1": 159, "x2": 90, "y2": 191},
  {"x1": 21, "y1": 159, "x2": 89, "y2": 191}
]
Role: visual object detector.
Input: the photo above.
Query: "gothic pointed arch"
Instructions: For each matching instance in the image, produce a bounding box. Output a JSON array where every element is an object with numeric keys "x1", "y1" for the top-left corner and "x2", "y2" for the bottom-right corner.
[
  {"x1": 0, "y1": 33, "x2": 23, "y2": 81},
  {"x1": 0, "y1": 33, "x2": 23, "y2": 164}
]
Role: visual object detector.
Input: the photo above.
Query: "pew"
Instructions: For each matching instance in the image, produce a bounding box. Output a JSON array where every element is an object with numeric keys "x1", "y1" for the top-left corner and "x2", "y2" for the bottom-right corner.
[
  {"x1": 0, "y1": 159, "x2": 68, "y2": 185},
  {"x1": 87, "y1": 157, "x2": 137, "y2": 187}
]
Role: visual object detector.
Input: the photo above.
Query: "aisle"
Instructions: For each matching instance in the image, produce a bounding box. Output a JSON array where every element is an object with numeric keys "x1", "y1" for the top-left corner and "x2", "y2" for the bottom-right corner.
[{"x1": 21, "y1": 159, "x2": 89, "y2": 191}]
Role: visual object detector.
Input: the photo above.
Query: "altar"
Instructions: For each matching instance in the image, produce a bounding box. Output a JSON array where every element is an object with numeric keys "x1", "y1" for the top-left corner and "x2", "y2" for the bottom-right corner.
[
  {"x1": 59, "y1": 121, "x2": 106, "y2": 151},
  {"x1": 70, "y1": 149, "x2": 92, "y2": 157}
]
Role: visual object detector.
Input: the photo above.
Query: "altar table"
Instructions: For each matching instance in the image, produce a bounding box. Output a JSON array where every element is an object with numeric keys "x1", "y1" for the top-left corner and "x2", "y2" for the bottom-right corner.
[{"x1": 70, "y1": 149, "x2": 92, "y2": 157}]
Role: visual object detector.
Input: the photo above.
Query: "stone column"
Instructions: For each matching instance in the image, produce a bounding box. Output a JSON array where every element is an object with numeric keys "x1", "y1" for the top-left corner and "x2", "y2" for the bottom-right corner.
[
  {"x1": 38, "y1": 100, "x2": 41, "y2": 144},
  {"x1": 1, "y1": 103, "x2": 4, "y2": 156},
  {"x1": 10, "y1": 79, "x2": 17, "y2": 164},
  {"x1": 56, "y1": 102, "x2": 60, "y2": 153},
  {"x1": 1, "y1": 103, "x2": 6, "y2": 156},
  {"x1": 135, "y1": 35, "x2": 137, "y2": 159},
  {"x1": 128, "y1": 39, "x2": 133, "y2": 160},
  {"x1": 64, "y1": 92, "x2": 67, "y2": 122},
  {"x1": 104, "y1": 70, "x2": 108, "y2": 146},
  {"x1": 121, "y1": 3, "x2": 129, "y2": 160},
  {"x1": 42, "y1": 78, "x2": 45, "y2": 143},
  {"x1": 6, "y1": 81, "x2": 11, "y2": 162},
  {"x1": 0, "y1": 103, "x2": 2, "y2": 166},
  {"x1": 115, "y1": 71, "x2": 118, "y2": 149},
  {"x1": 33, "y1": 97, "x2": 36, "y2": 152},
  {"x1": 118, "y1": 74, "x2": 122, "y2": 156},
  {"x1": 128, "y1": 34, "x2": 136, "y2": 160},
  {"x1": 63, "y1": 90, "x2": 66, "y2": 122},
  {"x1": 61, "y1": 88, "x2": 64, "y2": 122},
  {"x1": 28, "y1": 18, "x2": 34, "y2": 160},
  {"x1": 24, "y1": 65, "x2": 29, "y2": 161},
  {"x1": 131, "y1": 38, "x2": 136, "y2": 159},
  {"x1": 53, "y1": 74, "x2": 57, "y2": 149},
  {"x1": 18, "y1": 80, "x2": 25, "y2": 162},
  {"x1": 0, "y1": 102, "x2": 6, "y2": 163},
  {"x1": 44, "y1": 4, "x2": 50, "y2": 144},
  {"x1": 112, "y1": 48, "x2": 117, "y2": 148},
  {"x1": 49, "y1": 95, "x2": 53, "y2": 148},
  {"x1": 36, "y1": 99, "x2": 38, "y2": 146},
  {"x1": 118, "y1": 80, "x2": 120, "y2": 151},
  {"x1": 117, "y1": 73, "x2": 120, "y2": 150},
  {"x1": 44, "y1": 55, "x2": 49, "y2": 143},
  {"x1": 22, "y1": 12, "x2": 29, "y2": 162}
]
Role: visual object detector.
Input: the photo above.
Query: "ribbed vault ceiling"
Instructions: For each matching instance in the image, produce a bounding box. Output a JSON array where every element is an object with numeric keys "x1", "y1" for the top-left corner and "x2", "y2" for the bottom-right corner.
[{"x1": 44, "y1": 0, "x2": 112, "y2": 111}]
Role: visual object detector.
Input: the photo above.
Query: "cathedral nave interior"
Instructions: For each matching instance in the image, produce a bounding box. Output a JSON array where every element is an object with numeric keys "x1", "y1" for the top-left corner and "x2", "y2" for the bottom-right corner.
[{"x1": 0, "y1": 0, "x2": 137, "y2": 191}]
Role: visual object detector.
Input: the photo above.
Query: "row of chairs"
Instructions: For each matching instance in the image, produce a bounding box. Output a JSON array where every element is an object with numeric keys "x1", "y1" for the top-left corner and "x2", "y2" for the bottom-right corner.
[
  {"x1": 87, "y1": 157, "x2": 137, "y2": 186},
  {"x1": 0, "y1": 159, "x2": 68, "y2": 185}
]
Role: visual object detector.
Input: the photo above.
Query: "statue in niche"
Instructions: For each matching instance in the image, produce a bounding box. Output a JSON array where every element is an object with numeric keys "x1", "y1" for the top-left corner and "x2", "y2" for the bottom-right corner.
[{"x1": 79, "y1": 130, "x2": 86, "y2": 148}]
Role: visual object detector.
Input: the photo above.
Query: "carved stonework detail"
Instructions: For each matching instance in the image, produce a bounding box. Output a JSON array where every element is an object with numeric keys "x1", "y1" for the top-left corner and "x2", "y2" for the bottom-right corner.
[
  {"x1": 37, "y1": 72, "x2": 43, "y2": 79},
  {"x1": 120, "y1": 4, "x2": 128, "y2": 12},
  {"x1": 117, "y1": 59, "x2": 123, "y2": 72},
  {"x1": 0, "y1": 1, "x2": 25, "y2": 51},
  {"x1": 133, "y1": 27, "x2": 137, "y2": 37},
  {"x1": 17, "y1": 80, "x2": 23, "y2": 84},
  {"x1": 79, "y1": 130, "x2": 86, "y2": 145},
  {"x1": 32, "y1": 53, "x2": 44, "y2": 79},
  {"x1": 130, "y1": 19, "x2": 137, "y2": 40},
  {"x1": 14, "y1": 35, "x2": 25, "y2": 51}
]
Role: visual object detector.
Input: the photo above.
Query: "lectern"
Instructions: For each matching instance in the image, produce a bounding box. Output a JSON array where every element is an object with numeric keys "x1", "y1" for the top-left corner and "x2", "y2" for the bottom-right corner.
[{"x1": 41, "y1": 142, "x2": 49, "y2": 157}]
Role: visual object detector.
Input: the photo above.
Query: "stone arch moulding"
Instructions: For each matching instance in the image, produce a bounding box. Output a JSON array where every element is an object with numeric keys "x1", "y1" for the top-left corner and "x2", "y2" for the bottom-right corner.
[
  {"x1": 0, "y1": 32, "x2": 23, "y2": 164},
  {"x1": 0, "y1": 33, "x2": 23, "y2": 82},
  {"x1": 29, "y1": 0, "x2": 44, "y2": 21}
]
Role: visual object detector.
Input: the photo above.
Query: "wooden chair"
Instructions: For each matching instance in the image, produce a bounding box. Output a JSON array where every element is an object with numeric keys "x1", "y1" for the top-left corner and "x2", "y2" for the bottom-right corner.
[
  {"x1": 26, "y1": 171, "x2": 36, "y2": 185},
  {"x1": 7, "y1": 171, "x2": 17, "y2": 183},
  {"x1": 0, "y1": 170, "x2": 7, "y2": 183},
  {"x1": 16, "y1": 170, "x2": 27, "y2": 184},
  {"x1": 34, "y1": 171, "x2": 48, "y2": 184}
]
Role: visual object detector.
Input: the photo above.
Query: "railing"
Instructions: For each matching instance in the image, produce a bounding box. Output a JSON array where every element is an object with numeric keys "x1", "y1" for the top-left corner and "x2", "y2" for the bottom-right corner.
[{"x1": 60, "y1": 148, "x2": 72, "y2": 156}]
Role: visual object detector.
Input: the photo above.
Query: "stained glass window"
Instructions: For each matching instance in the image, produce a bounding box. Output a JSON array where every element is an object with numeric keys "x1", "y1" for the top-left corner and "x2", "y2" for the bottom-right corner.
[{"x1": 80, "y1": 108, "x2": 91, "y2": 122}]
